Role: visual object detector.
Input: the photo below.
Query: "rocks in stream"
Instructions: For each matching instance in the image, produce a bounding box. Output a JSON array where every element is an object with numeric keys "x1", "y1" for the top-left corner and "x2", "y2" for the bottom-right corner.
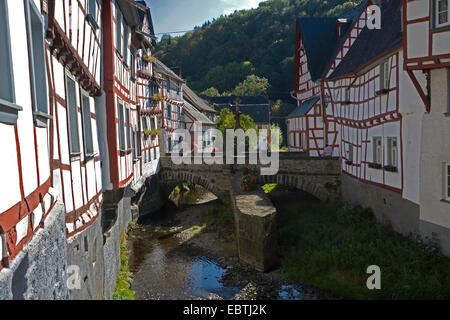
[
  {"x1": 205, "y1": 293, "x2": 223, "y2": 300},
  {"x1": 233, "y1": 283, "x2": 258, "y2": 300}
]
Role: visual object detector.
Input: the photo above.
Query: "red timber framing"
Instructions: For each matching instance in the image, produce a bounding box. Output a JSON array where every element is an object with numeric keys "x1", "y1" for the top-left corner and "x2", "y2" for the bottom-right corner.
[
  {"x1": 289, "y1": 3, "x2": 370, "y2": 155},
  {"x1": 328, "y1": 52, "x2": 403, "y2": 194},
  {"x1": 401, "y1": 0, "x2": 450, "y2": 112},
  {"x1": 46, "y1": 0, "x2": 103, "y2": 237},
  {"x1": 1, "y1": 1, "x2": 58, "y2": 269}
]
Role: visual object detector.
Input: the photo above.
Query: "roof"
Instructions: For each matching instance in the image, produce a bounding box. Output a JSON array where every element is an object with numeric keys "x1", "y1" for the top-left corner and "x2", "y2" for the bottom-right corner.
[
  {"x1": 116, "y1": 0, "x2": 142, "y2": 28},
  {"x1": 205, "y1": 95, "x2": 269, "y2": 107},
  {"x1": 329, "y1": 0, "x2": 403, "y2": 79},
  {"x1": 183, "y1": 100, "x2": 215, "y2": 126},
  {"x1": 153, "y1": 59, "x2": 184, "y2": 83},
  {"x1": 135, "y1": 1, "x2": 156, "y2": 46},
  {"x1": 183, "y1": 85, "x2": 217, "y2": 114},
  {"x1": 288, "y1": 96, "x2": 320, "y2": 118},
  {"x1": 297, "y1": 0, "x2": 368, "y2": 81}
]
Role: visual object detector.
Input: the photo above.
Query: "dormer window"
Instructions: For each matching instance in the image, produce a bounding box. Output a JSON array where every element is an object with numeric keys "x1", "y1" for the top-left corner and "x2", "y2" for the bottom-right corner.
[{"x1": 435, "y1": 0, "x2": 449, "y2": 28}]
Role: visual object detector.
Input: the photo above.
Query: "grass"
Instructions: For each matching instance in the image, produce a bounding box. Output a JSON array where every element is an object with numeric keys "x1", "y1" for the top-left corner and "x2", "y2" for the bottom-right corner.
[
  {"x1": 112, "y1": 221, "x2": 136, "y2": 300},
  {"x1": 278, "y1": 202, "x2": 450, "y2": 299},
  {"x1": 262, "y1": 183, "x2": 298, "y2": 194}
]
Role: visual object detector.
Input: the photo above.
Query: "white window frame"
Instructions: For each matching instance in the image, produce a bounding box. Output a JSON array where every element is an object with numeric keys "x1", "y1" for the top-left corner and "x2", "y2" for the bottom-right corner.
[
  {"x1": 87, "y1": 0, "x2": 100, "y2": 29},
  {"x1": 118, "y1": 99, "x2": 126, "y2": 151},
  {"x1": 435, "y1": 0, "x2": 450, "y2": 28},
  {"x1": 81, "y1": 90, "x2": 94, "y2": 157},
  {"x1": 386, "y1": 137, "x2": 398, "y2": 168},
  {"x1": 25, "y1": 0, "x2": 51, "y2": 127},
  {"x1": 115, "y1": 7, "x2": 122, "y2": 56},
  {"x1": 348, "y1": 144, "x2": 354, "y2": 162},
  {"x1": 0, "y1": 1, "x2": 22, "y2": 125},
  {"x1": 445, "y1": 163, "x2": 450, "y2": 201},
  {"x1": 122, "y1": 22, "x2": 129, "y2": 65},
  {"x1": 380, "y1": 60, "x2": 390, "y2": 91},
  {"x1": 125, "y1": 105, "x2": 131, "y2": 150},
  {"x1": 373, "y1": 137, "x2": 382, "y2": 164},
  {"x1": 65, "y1": 73, "x2": 81, "y2": 157}
]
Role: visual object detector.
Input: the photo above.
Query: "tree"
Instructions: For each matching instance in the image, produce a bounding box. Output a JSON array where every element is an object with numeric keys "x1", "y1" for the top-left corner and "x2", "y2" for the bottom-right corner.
[
  {"x1": 201, "y1": 87, "x2": 220, "y2": 97},
  {"x1": 216, "y1": 108, "x2": 257, "y2": 133},
  {"x1": 270, "y1": 123, "x2": 283, "y2": 150},
  {"x1": 232, "y1": 75, "x2": 269, "y2": 96}
]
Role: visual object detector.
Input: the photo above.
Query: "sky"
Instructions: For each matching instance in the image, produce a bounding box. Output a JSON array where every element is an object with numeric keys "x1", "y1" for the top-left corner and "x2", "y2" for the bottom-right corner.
[{"x1": 145, "y1": 0, "x2": 265, "y2": 37}]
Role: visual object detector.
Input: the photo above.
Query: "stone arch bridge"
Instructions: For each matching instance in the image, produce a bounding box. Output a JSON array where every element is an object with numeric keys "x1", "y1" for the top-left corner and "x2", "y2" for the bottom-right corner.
[
  {"x1": 158, "y1": 152, "x2": 341, "y2": 203},
  {"x1": 156, "y1": 152, "x2": 341, "y2": 273}
]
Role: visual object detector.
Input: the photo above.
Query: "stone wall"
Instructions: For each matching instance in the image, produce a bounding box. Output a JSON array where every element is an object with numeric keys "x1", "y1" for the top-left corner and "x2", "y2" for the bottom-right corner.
[
  {"x1": 341, "y1": 173, "x2": 420, "y2": 236},
  {"x1": 0, "y1": 202, "x2": 68, "y2": 300},
  {"x1": 230, "y1": 177, "x2": 278, "y2": 272}
]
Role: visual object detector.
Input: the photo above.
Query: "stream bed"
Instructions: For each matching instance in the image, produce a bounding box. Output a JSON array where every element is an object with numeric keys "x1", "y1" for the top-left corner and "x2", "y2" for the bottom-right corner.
[{"x1": 128, "y1": 192, "x2": 332, "y2": 300}]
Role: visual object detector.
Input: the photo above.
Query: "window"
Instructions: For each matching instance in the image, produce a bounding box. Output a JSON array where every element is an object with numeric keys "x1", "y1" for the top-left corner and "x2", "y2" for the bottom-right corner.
[
  {"x1": 435, "y1": 0, "x2": 449, "y2": 28},
  {"x1": 66, "y1": 75, "x2": 81, "y2": 156},
  {"x1": 445, "y1": 163, "x2": 450, "y2": 201},
  {"x1": 373, "y1": 137, "x2": 382, "y2": 164},
  {"x1": 81, "y1": 92, "x2": 94, "y2": 156},
  {"x1": 122, "y1": 22, "x2": 129, "y2": 65},
  {"x1": 125, "y1": 106, "x2": 131, "y2": 150},
  {"x1": 87, "y1": 0, "x2": 99, "y2": 29},
  {"x1": 348, "y1": 144, "x2": 354, "y2": 162},
  {"x1": 168, "y1": 137, "x2": 172, "y2": 152},
  {"x1": 177, "y1": 106, "x2": 182, "y2": 121},
  {"x1": 0, "y1": 1, "x2": 21, "y2": 125},
  {"x1": 115, "y1": 7, "x2": 122, "y2": 56},
  {"x1": 167, "y1": 104, "x2": 172, "y2": 120},
  {"x1": 380, "y1": 61, "x2": 389, "y2": 91},
  {"x1": 130, "y1": 48, "x2": 136, "y2": 81},
  {"x1": 118, "y1": 100, "x2": 125, "y2": 150},
  {"x1": 344, "y1": 87, "x2": 351, "y2": 104},
  {"x1": 25, "y1": 0, "x2": 50, "y2": 127},
  {"x1": 447, "y1": 68, "x2": 450, "y2": 115},
  {"x1": 150, "y1": 117, "x2": 156, "y2": 130},
  {"x1": 387, "y1": 137, "x2": 398, "y2": 167}
]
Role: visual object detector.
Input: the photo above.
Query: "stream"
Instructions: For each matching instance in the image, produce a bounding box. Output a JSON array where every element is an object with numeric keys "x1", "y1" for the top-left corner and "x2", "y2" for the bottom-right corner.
[{"x1": 128, "y1": 191, "x2": 332, "y2": 300}]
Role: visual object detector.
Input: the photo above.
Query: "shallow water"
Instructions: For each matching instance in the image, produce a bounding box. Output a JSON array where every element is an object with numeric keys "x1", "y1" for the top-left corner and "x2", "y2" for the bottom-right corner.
[{"x1": 129, "y1": 192, "x2": 328, "y2": 300}]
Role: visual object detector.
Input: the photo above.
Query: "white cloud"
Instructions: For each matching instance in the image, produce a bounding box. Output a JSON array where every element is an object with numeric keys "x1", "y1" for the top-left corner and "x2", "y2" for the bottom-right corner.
[{"x1": 219, "y1": 0, "x2": 264, "y2": 15}]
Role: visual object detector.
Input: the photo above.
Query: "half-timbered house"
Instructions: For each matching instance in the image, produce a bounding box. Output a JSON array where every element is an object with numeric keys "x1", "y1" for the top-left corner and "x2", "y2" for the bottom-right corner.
[
  {"x1": 153, "y1": 59, "x2": 185, "y2": 154},
  {"x1": 0, "y1": 0, "x2": 62, "y2": 275},
  {"x1": 403, "y1": 0, "x2": 450, "y2": 254},
  {"x1": 288, "y1": 0, "x2": 370, "y2": 156},
  {"x1": 327, "y1": 0, "x2": 425, "y2": 235}
]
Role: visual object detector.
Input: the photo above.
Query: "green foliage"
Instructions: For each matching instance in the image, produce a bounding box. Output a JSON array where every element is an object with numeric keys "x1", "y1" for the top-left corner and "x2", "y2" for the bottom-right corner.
[
  {"x1": 262, "y1": 183, "x2": 297, "y2": 194},
  {"x1": 278, "y1": 203, "x2": 450, "y2": 299},
  {"x1": 201, "y1": 87, "x2": 220, "y2": 97},
  {"x1": 112, "y1": 233, "x2": 135, "y2": 300},
  {"x1": 232, "y1": 75, "x2": 269, "y2": 96},
  {"x1": 216, "y1": 108, "x2": 257, "y2": 133},
  {"x1": 155, "y1": 0, "x2": 364, "y2": 101},
  {"x1": 270, "y1": 123, "x2": 283, "y2": 149}
]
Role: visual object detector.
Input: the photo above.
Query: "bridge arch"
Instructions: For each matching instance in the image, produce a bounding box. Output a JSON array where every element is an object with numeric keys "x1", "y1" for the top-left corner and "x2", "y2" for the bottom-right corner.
[
  {"x1": 258, "y1": 173, "x2": 338, "y2": 202},
  {"x1": 158, "y1": 169, "x2": 231, "y2": 204}
]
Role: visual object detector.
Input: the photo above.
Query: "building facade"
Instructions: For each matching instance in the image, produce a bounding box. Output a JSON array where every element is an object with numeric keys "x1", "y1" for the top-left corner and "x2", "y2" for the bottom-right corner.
[
  {"x1": 288, "y1": 0, "x2": 370, "y2": 156},
  {"x1": 403, "y1": 0, "x2": 450, "y2": 254}
]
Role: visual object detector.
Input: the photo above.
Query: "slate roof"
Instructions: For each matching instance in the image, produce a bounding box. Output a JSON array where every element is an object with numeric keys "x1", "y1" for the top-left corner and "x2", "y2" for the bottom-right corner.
[
  {"x1": 297, "y1": 0, "x2": 368, "y2": 82},
  {"x1": 329, "y1": 0, "x2": 403, "y2": 79},
  {"x1": 288, "y1": 95, "x2": 320, "y2": 118},
  {"x1": 183, "y1": 85, "x2": 217, "y2": 114},
  {"x1": 183, "y1": 101, "x2": 215, "y2": 126},
  {"x1": 153, "y1": 59, "x2": 185, "y2": 83}
]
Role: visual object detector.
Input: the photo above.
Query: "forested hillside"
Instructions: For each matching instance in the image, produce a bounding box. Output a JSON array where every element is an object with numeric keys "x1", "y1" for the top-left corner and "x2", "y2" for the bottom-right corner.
[{"x1": 155, "y1": 0, "x2": 365, "y2": 100}]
